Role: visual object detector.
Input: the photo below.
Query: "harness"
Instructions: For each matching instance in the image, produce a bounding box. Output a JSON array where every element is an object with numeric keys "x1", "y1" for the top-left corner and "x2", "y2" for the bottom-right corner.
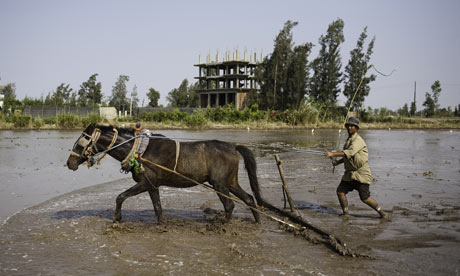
[
  {"x1": 71, "y1": 127, "x2": 118, "y2": 166},
  {"x1": 75, "y1": 128, "x2": 180, "y2": 172}
]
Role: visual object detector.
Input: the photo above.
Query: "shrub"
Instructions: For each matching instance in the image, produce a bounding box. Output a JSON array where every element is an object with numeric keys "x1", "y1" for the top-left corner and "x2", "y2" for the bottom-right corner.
[
  {"x1": 185, "y1": 110, "x2": 208, "y2": 128},
  {"x1": 81, "y1": 114, "x2": 103, "y2": 126},
  {"x1": 43, "y1": 117, "x2": 57, "y2": 125},
  {"x1": 32, "y1": 118, "x2": 44, "y2": 128},
  {"x1": 153, "y1": 111, "x2": 168, "y2": 122},
  {"x1": 117, "y1": 116, "x2": 134, "y2": 122},
  {"x1": 57, "y1": 114, "x2": 80, "y2": 129},
  {"x1": 167, "y1": 109, "x2": 187, "y2": 121},
  {"x1": 12, "y1": 115, "x2": 31, "y2": 128},
  {"x1": 140, "y1": 112, "x2": 154, "y2": 122}
]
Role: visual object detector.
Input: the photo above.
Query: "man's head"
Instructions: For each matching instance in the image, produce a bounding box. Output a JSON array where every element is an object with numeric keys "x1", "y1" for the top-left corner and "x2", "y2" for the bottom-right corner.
[
  {"x1": 135, "y1": 122, "x2": 142, "y2": 131},
  {"x1": 345, "y1": 117, "x2": 359, "y2": 135}
]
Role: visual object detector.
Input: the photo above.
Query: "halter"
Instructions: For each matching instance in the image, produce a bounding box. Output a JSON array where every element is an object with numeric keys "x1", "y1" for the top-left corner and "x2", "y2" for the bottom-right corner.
[{"x1": 71, "y1": 127, "x2": 118, "y2": 167}]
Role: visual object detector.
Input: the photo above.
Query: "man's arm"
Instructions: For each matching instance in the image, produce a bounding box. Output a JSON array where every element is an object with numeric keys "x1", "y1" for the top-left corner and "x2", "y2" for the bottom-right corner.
[
  {"x1": 325, "y1": 151, "x2": 345, "y2": 158},
  {"x1": 325, "y1": 151, "x2": 345, "y2": 166}
]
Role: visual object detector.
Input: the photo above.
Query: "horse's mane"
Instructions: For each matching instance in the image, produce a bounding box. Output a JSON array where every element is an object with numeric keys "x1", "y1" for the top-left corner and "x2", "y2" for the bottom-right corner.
[{"x1": 95, "y1": 124, "x2": 165, "y2": 138}]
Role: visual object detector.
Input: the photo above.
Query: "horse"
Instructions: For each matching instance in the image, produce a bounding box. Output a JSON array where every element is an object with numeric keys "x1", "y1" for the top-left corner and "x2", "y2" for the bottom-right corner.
[{"x1": 66, "y1": 123, "x2": 263, "y2": 224}]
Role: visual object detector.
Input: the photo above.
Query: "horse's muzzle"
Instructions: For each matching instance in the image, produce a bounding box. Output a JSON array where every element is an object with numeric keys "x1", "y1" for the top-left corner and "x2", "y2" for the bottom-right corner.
[{"x1": 66, "y1": 156, "x2": 81, "y2": 171}]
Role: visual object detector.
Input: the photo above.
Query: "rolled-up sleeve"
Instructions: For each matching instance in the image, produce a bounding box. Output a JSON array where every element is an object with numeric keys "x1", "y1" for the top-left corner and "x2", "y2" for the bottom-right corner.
[{"x1": 343, "y1": 138, "x2": 364, "y2": 159}]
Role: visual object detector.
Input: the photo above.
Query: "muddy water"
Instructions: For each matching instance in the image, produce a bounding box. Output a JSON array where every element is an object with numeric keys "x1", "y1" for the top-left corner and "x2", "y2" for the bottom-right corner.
[{"x1": 0, "y1": 129, "x2": 459, "y2": 275}]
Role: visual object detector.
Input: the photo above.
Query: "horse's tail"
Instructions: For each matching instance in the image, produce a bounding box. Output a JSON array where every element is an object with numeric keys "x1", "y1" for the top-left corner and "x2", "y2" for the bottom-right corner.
[{"x1": 235, "y1": 145, "x2": 264, "y2": 205}]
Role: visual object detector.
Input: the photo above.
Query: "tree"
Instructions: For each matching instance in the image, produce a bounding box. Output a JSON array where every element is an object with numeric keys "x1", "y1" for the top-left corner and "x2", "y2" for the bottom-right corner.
[
  {"x1": 49, "y1": 83, "x2": 72, "y2": 106},
  {"x1": 1, "y1": 83, "x2": 16, "y2": 99},
  {"x1": 343, "y1": 27, "x2": 376, "y2": 112},
  {"x1": 431, "y1": 80, "x2": 441, "y2": 110},
  {"x1": 69, "y1": 91, "x2": 78, "y2": 107},
  {"x1": 129, "y1": 84, "x2": 139, "y2": 114},
  {"x1": 188, "y1": 82, "x2": 199, "y2": 108},
  {"x1": 285, "y1": 43, "x2": 312, "y2": 109},
  {"x1": 397, "y1": 103, "x2": 410, "y2": 117},
  {"x1": 166, "y1": 79, "x2": 198, "y2": 107},
  {"x1": 109, "y1": 75, "x2": 130, "y2": 111},
  {"x1": 78, "y1": 74, "x2": 102, "y2": 107},
  {"x1": 255, "y1": 20, "x2": 312, "y2": 110},
  {"x1": 309, "y1": 18, "x2": 345, "y2": 108},
  {"x1": 147, "y1": 88, "x2": 161, "y2": 107},
  {"x1": 410, "y1": 101, "x2": 417, "y2": 116},
  {"x1": 423, "y1": 92, "x2": 435, "y2": 117},
  {"x1": 1, "y1": 83, "x2": 20, "y2": 112}
]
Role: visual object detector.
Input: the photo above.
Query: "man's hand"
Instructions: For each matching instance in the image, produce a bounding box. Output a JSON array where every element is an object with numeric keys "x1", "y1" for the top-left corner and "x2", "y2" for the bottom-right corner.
[
  {"x1": 331, "y1": 159, "x2": 339, "y2": 166},
  {"x1": 325, "y1": 151, "x2": 334, "y2": 158}
]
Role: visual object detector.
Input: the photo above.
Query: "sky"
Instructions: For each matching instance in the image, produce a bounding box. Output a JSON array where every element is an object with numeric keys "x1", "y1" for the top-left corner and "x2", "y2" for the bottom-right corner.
[{"x1": 1, "y1": 0, "x2": 459, "y2": 110}]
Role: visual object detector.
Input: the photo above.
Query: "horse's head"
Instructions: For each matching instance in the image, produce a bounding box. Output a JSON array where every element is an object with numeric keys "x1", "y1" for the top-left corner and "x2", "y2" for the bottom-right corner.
[{"x1": 66, "y1": 123, "x2": 100, "y2": 170}]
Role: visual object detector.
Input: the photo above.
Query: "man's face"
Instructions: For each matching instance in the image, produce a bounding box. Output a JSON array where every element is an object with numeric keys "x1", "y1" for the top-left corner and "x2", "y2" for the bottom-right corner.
[{"x1": 346, "y1": 124, "x2": 358, "y2": 135}]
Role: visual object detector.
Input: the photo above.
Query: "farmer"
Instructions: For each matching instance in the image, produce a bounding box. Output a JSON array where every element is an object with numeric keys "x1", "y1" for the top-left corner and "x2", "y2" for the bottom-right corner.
[{"x1": 325, "y1": 117, "x2": 388, "y2": 219}]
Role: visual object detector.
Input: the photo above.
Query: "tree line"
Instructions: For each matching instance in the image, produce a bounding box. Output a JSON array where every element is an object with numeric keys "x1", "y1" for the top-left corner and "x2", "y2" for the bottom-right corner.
[{"x1": 1, "y1": 18, "x2": 458, "y2": 119}]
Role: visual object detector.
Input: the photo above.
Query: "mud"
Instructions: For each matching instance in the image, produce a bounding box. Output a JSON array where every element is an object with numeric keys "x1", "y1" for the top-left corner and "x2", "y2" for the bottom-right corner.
[{"x1": 1, "y1": 129, "x2": 459, "y2": 275}]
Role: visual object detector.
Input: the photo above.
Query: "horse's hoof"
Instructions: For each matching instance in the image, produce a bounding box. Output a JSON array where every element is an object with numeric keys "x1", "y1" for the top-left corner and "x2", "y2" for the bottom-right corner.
[{"x1": 111, "y1": 222, "x2": 121, "y2": 229}]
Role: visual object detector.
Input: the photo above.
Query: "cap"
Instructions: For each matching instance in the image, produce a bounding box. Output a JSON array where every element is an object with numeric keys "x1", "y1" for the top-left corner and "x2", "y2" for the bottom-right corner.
[{"x1": 345, "y1": 117, "x2": 360, "y2": 128}]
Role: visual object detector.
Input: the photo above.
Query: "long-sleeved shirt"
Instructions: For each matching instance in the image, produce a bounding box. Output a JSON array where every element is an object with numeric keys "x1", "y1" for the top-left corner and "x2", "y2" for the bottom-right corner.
[{"x1": 342, "y1": 132, "x2": 372, "y2": 184}]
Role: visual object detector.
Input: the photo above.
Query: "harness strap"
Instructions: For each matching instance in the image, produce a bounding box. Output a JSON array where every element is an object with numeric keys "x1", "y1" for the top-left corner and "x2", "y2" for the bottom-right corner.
[
  {"x1": 95, "y1": 128, "x2": 118, "y2": 165},
  {"x1": 121, "y1": 136, "x2": 142, "y2": 167}
]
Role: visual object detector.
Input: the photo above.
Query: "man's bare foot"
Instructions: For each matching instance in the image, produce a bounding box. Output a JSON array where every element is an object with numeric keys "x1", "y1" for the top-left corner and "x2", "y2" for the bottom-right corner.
[
  {"x1": 339, "y1": 211, "x2": 349, "y2": 218},
  {"x1": 379, "y1": 210, "x2": 389, "y2": 219}
]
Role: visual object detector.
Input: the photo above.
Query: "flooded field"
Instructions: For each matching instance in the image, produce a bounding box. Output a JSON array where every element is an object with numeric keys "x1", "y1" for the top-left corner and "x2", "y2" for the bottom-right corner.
[{"x1": 0, "y1": 128, "x2": 459, "y2": 275}]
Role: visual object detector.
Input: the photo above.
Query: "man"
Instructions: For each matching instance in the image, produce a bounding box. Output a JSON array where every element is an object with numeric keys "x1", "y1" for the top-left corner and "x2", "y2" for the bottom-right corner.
[{"x1": 325, "y1": 117, "x2": 388, "y2": 219}]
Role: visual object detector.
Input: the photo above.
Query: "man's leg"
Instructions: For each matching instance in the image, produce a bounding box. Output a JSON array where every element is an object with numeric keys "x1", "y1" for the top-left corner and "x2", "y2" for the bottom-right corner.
[
  {"x1": 361, "y1": 197, "x2": 388, "y2": 219},
  {"x1": 337, "y1": 192, "x2": 349, "y2": 216}
]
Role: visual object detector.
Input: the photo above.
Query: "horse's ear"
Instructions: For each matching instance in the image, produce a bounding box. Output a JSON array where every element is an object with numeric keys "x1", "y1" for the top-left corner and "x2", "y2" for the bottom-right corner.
[{"x1": 84, "y1": 122, "x2": 96, "y2": 132}]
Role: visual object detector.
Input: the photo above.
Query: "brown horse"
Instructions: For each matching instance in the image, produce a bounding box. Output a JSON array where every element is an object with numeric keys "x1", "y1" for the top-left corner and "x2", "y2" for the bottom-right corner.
[{"x1": 66, "y1": 123, "x2": 263, "y2": 223}]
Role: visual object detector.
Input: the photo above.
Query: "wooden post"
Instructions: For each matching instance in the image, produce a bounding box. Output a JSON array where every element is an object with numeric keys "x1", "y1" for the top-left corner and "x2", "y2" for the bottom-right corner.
[{"x1": 274, "y1": 154, "x2": 295, "y2": 213}]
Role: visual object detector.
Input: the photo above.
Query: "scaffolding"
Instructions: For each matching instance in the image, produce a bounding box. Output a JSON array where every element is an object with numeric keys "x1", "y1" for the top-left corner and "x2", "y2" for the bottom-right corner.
[{"x1": 194, "y1": 49, "x2": 261, "y2": 109}]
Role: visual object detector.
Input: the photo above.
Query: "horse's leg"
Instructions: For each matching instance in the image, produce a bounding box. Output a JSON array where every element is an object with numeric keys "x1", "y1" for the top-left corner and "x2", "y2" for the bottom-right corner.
[
  {"x1": 114, "y1": 181, "x2": 148, "y2": 222},
  {"x1": 211, "y1": 180, "x2": 234, "y2": 222},
  {"x1": 147, "y1": 188, "x2": 163, "y2": 224},
  {"x1": 230, "y1": 182, "x2": 260, "y2": 223}
]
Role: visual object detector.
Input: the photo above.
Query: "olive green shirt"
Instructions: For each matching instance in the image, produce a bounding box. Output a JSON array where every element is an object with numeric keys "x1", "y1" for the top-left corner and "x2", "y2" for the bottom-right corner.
[{"x1": 342, "y1": 133, "x2": 372, "y2": 184}]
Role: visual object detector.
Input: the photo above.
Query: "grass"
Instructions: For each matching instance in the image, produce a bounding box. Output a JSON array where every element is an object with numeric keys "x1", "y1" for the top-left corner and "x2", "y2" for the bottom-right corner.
[{"x1": 0, "y1": 112, "x2": 458, "y2": 130}]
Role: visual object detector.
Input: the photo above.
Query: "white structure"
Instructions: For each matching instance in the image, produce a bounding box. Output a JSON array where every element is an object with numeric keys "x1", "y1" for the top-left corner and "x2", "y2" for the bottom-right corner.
[
  {"x1": 99, "y1": 107, "x2": 118, "y2": 120},
  {"x1": 0, "y1": 94, "x2": 4, "y2": 110}
]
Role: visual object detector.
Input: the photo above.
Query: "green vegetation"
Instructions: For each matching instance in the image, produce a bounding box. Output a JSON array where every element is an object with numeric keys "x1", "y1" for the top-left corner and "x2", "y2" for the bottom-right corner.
[
  {"x1": 0, "y1": 104, "x2": 458, "y2": 130},
  {"x1": 0, "y1": 113, "x2": 106, "y2": 129}
]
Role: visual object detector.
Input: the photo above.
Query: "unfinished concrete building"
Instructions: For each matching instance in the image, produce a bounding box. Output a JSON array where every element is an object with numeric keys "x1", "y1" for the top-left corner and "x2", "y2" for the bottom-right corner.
[{"x1": 194, "y1": 50, "x2": 260, "y2": 109}]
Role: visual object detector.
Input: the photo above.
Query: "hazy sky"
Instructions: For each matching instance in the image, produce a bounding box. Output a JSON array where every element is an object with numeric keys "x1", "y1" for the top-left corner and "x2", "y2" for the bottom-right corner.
[{"x1": 1, "y1": 0, "x2": 459, "y2": 110}]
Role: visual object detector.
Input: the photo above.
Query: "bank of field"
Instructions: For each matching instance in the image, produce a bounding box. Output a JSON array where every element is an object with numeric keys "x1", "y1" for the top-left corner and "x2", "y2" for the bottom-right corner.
[{"x1": 0, "y1": 106, "x2": 459, "y2": 130}]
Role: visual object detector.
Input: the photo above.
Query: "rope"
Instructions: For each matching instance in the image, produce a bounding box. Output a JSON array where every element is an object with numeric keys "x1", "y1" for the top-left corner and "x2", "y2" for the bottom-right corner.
[
  {"x1": 121, "y1": 137, "x2": 141, "y2": 169},
  {"x1": 139, "y1": 156, "x2": 363, "y2": 257},
  {"x1": 96, "y1": 128, "x2": 118, "y2": 165},
  {"x1": 140, "y1": 157, "x2": 300, "y2": 229}
]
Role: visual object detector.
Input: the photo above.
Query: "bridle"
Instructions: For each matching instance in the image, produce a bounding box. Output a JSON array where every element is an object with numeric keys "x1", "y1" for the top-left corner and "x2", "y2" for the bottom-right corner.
[{"x1": 71, "y1": 127, "x2": 118, "y2": 167}]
